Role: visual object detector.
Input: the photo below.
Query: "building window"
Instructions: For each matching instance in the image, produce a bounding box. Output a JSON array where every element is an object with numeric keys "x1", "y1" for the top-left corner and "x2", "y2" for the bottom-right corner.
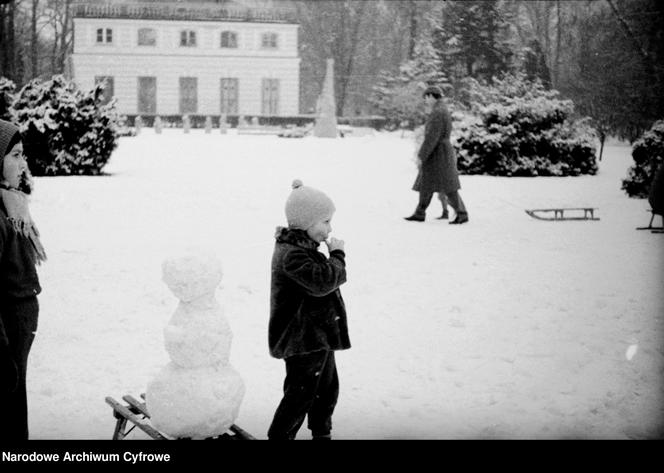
[
  {"x1": 95, "y1": 76, "x2": 114, "y2": 104},
  {"x1": 220, "y1": 78, "x2": 238, "y2": 114},
  {"x1": 261, "y1": 78, "x2": 279, "y2": 115},
  {"x1": 180, "y1": 30, "x2": 197, "y2": 47},
  {"x1": 138, "y1": 77, "x2": 157, "y2": 115},
  {"x1": 261, "y1": 32, "x2": 278, "y2": 49},
  {"x1": 138, "y1": 28, "x2": 156, "y2": 46},
  {"x1": 179, "y1": 77, "x2": 198, "y2": 114},
  {"x1": 220, "y1": 31, "x2": 238, "y2": 49},
  {"x1": 96, "y1": 28, "x2": 113, "y2": 44}
]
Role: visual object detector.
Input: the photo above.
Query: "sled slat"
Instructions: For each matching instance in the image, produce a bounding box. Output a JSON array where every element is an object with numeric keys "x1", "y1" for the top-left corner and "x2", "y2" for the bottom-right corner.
[
  {"x1": 105, "y1": 396, "x2": 167, "y2": 440},
  {"x1": 122, "y1": 394, "x2": 150, "y2": 417},
  {"x1": 229, "y1": 424, "x2": 256, "y2": 440},
  {"x1": 106, "y1": 393, "x2": 254, "y2": 440}
]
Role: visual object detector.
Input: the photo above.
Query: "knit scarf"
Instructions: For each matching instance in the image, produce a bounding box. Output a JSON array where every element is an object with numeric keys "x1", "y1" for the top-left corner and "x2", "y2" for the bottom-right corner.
[{"x1": 0, "y1": 184, "x2": 47, "y2": 264}]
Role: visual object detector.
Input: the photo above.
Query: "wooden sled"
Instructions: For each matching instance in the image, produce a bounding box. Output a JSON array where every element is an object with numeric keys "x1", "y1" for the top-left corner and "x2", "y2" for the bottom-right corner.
[
  {"x1": 525, "y1": 207, "x2": 599, "y2": 221},
  {"x1": 636, "y1": 209, "x2": 664, "y2": 232},
  {"x1": 105, "y1": 394, "x2": 254, "y2": 440}
]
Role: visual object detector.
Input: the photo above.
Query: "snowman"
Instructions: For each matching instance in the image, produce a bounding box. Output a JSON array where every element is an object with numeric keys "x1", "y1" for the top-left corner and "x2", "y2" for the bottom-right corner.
[{"x1": 146, "y1": 248, "x2": 245, "y2": 439}]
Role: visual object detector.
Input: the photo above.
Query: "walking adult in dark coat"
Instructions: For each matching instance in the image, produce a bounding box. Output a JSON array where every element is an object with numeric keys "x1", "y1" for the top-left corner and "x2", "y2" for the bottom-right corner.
[
  {"x1": 405, "y1": 86, "x2": 468, "y2": 224},
  {"x1": 648, "y1": 162, "x2": 664, "y2": 215}
]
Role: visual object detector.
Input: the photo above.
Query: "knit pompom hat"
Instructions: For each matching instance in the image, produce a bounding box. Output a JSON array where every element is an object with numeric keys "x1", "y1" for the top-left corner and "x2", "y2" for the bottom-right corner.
[
  {"x1": 0, "y1": 119, "x2": 22, "y2": 170},
  {"x1": 285, "y1": 179, "x2": 335, "y2": 230}
]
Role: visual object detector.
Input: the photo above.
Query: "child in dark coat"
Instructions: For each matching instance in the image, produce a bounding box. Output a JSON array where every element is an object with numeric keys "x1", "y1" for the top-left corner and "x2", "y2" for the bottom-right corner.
[
  {"x1": 0, "y1": 119, "x2": 46, "y2": 440},
  {"x1": 267, "y1": 179, "x2": 350, "y2": 440}
]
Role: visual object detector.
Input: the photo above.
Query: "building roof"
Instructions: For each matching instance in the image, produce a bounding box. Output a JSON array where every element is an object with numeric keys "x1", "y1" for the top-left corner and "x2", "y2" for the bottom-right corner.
[{"x1": 72, "y1": 1, "x2": 297, "y2": 25}]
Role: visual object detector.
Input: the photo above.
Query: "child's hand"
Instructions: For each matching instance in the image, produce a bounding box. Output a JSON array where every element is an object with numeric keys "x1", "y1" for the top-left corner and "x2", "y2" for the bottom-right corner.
[{"x1": 326, "y1": 237, "x2": 345, "y2": 253}]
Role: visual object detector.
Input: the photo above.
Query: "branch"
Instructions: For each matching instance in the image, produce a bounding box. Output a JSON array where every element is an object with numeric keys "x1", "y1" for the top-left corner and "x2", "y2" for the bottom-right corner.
[{"x1": 605, "y1": 0, "x2": 651, "y2": 66}]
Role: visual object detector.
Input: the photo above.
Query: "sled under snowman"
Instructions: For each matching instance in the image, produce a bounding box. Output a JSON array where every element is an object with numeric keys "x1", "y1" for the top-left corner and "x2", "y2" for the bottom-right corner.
[
  {"x1": 104, "y1": 249, "x2": 254, "y2": 440},
  {"x1": 105, "y1": 393, "x2": 254, "y2": 440}
]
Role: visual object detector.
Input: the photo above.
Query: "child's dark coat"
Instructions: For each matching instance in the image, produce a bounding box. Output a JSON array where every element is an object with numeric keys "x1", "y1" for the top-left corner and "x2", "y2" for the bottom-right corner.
[
  {"x1": 0, "y1": 199, "x2": 41, "y2": 439},
  {"x1": 268, "y1": 227, "x2": 350, "y2": 359}
]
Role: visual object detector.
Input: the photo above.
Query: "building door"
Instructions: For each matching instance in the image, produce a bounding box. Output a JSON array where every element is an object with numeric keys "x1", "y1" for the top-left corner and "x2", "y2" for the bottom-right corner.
[
  {"x1": 137, "y1": 77, "x2": 157, "y2": 115},
  {"x1": 179, "y1": 77, "x2": 198, "y2": 115},
  {"x1": 220, "y1": 78, "x2": 238, "y2": 114},
  {"x1": 261, "y1": 78, "x2": 279, "y2": 115}
]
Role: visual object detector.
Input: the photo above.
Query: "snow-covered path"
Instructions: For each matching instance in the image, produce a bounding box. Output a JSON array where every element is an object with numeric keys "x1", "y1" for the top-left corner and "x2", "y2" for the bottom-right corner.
[{"x1": 27, "y1": 130, "x2": 663, "y2": 439}]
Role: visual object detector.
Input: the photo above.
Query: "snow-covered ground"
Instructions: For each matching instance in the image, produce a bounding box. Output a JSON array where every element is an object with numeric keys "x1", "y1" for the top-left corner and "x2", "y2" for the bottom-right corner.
[{"x1": 26, "y1": 129, "x2": 663, "y2": 439}]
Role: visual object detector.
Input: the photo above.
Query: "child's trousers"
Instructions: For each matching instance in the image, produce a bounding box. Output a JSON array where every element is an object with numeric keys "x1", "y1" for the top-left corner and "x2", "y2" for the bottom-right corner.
[
  {"x1": 267, "y1": 349, "x2": 339, "y2": 440},
  {"x1": 0, "y1": 296, "x2": 39, "y2": 440}
]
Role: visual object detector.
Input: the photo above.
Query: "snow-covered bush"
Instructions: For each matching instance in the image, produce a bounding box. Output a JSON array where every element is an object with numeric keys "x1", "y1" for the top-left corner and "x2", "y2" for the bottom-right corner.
[
  {"x1": 0, "y1": 77, "x2": 16, "y2": 122},
  {"x1": 453, "y1": 73, "x2": 598, "y2": 176},
  {"x1": 622, "y1": 120, "x2": 664, "y2": 198},
  {"x1": 11, "y1": 75, "x2": 120, "y2": 176},
  {"x1": 453, "y1": 73, "x2": 558, "y2": 113}
]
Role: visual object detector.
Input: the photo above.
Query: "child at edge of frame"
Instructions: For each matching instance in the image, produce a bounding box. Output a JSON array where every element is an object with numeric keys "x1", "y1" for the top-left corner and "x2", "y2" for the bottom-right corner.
[{"x1": 0, "y1": 118, "x2": 47, "y2": 440}]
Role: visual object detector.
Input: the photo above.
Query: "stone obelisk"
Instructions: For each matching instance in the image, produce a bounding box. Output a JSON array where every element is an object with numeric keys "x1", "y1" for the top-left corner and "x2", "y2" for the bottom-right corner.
[{"x1": 313, "y1": 58, "x2": 338, "y2": 138}]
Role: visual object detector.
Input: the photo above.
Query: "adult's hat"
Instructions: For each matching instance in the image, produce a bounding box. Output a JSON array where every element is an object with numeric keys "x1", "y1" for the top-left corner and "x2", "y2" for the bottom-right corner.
[{"x1": 422, "y1": 85, "x2": 443, "y2": 97}]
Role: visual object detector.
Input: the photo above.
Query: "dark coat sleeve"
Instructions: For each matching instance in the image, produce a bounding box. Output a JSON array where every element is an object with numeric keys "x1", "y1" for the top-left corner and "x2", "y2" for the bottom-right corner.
[
  {"x1": 0, "y1": 313, "x2": 7, "y2": 348},
  {"x1": 648, "y1": 162, "x2": 664, "y2": 214},
  {"x1": 0, "y1": 228, "x2": 7, "y2": 347},
  {"x1": 417, "y1": 107, "x2": 446, "y2": 164},
  {"x1": 282, "y1": 247, "x2": 347, "y2": 297}
]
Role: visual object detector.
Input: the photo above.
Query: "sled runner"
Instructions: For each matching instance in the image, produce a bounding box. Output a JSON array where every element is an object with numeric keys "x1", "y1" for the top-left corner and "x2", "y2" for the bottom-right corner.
[
  {"x1": 636, "y1": 209, "x2": 664, "y2": 232},
  {"x1": 525, "y1": 207, "x2": 599, "y2": 221},
  {"x1": 105, "y1": 394, "x2": 254, "y2": 440}
]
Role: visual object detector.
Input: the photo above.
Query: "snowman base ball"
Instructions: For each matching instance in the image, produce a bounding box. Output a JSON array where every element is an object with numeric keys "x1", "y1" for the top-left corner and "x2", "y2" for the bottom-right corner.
[{"x1": 146, "y1": 363, "x2": 245, "y2": 439}]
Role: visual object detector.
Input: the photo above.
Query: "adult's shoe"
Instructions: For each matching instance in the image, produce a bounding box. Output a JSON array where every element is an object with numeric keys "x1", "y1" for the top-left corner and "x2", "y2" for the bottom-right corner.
[
  {"x1": 449, "y1": 214, "x2": 469, "y2": 224},
  {"x1": 404, "y1": 214, "x2": 425, "y2": 222}
]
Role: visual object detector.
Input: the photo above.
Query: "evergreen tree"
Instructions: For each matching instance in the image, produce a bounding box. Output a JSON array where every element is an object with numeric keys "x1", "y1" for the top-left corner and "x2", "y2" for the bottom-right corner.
[
  {"x1": 370, "y1": 37, "x2": 449, "y2": 128},
  {"x1": 432, "y1": 0, "x2": 513, "y2": 82},
  {"x1": 0, "y1": 76, "x2": 15, "y2": 121}
]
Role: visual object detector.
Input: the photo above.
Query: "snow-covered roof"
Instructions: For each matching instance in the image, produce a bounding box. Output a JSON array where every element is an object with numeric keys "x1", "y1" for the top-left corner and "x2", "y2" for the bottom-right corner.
[{"x1": 72, "y1": 1, "x2": 297, "y2": 24}]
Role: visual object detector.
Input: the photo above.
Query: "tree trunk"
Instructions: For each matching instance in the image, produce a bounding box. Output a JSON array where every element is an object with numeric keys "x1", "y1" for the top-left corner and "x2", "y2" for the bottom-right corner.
[
  {"x1": 407, "y1": 0, "x2": 417, "y2": 60},
  {"x1": 554, "y1": 0, "x2": 561, "y2": 87},
  {"x1": 32, "y1": 0, "x2": 39, "y2": 78},
  {"x1": 51, "y1": 18, "x2": 58, "y2": 74},
  {"x1": 335, "y1": 0, "x2": 366, "y2": 117},
  {"x1": 5, "y1": 0, "x2": 16, "y2": 81},
  {"x1": 58, "y1": 0, "x2": 71, "y2": 75},
  {"x1": 0, "y1": 3, "x2": 6, "y2": 78}
]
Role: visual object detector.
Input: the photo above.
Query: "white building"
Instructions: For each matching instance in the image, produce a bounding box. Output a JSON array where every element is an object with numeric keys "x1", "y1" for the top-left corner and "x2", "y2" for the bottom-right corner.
[{"x1": 71, "y1": 1, "x2": 300, "y2": 119}]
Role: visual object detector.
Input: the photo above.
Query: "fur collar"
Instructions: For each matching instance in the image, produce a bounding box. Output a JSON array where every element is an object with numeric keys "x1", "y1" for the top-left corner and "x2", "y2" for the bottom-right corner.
[{"x1": 274, "y1": 226, "x2": 319, "y2": 250}]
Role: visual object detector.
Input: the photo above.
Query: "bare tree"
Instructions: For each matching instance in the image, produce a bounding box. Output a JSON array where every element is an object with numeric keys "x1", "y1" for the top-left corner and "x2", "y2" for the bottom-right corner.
[
  {"x1": 295, "y1": 0, "x2": 370, "y2": 116},
  {"x1": 0, "y1": 0, "x2": 18, "y2": 81},
  {"x1": 44, "y1": 0, "x2": 72, "y2": 75},
  {"x1": 605, "y1": 0, "x2": 656, "y2": 80}
]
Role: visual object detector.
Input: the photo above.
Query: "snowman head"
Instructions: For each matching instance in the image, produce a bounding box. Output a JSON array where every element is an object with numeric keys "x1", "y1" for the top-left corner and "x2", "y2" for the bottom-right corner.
[{"x1": 162, "y1": 248, "x2": 223, "y2": 302}]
